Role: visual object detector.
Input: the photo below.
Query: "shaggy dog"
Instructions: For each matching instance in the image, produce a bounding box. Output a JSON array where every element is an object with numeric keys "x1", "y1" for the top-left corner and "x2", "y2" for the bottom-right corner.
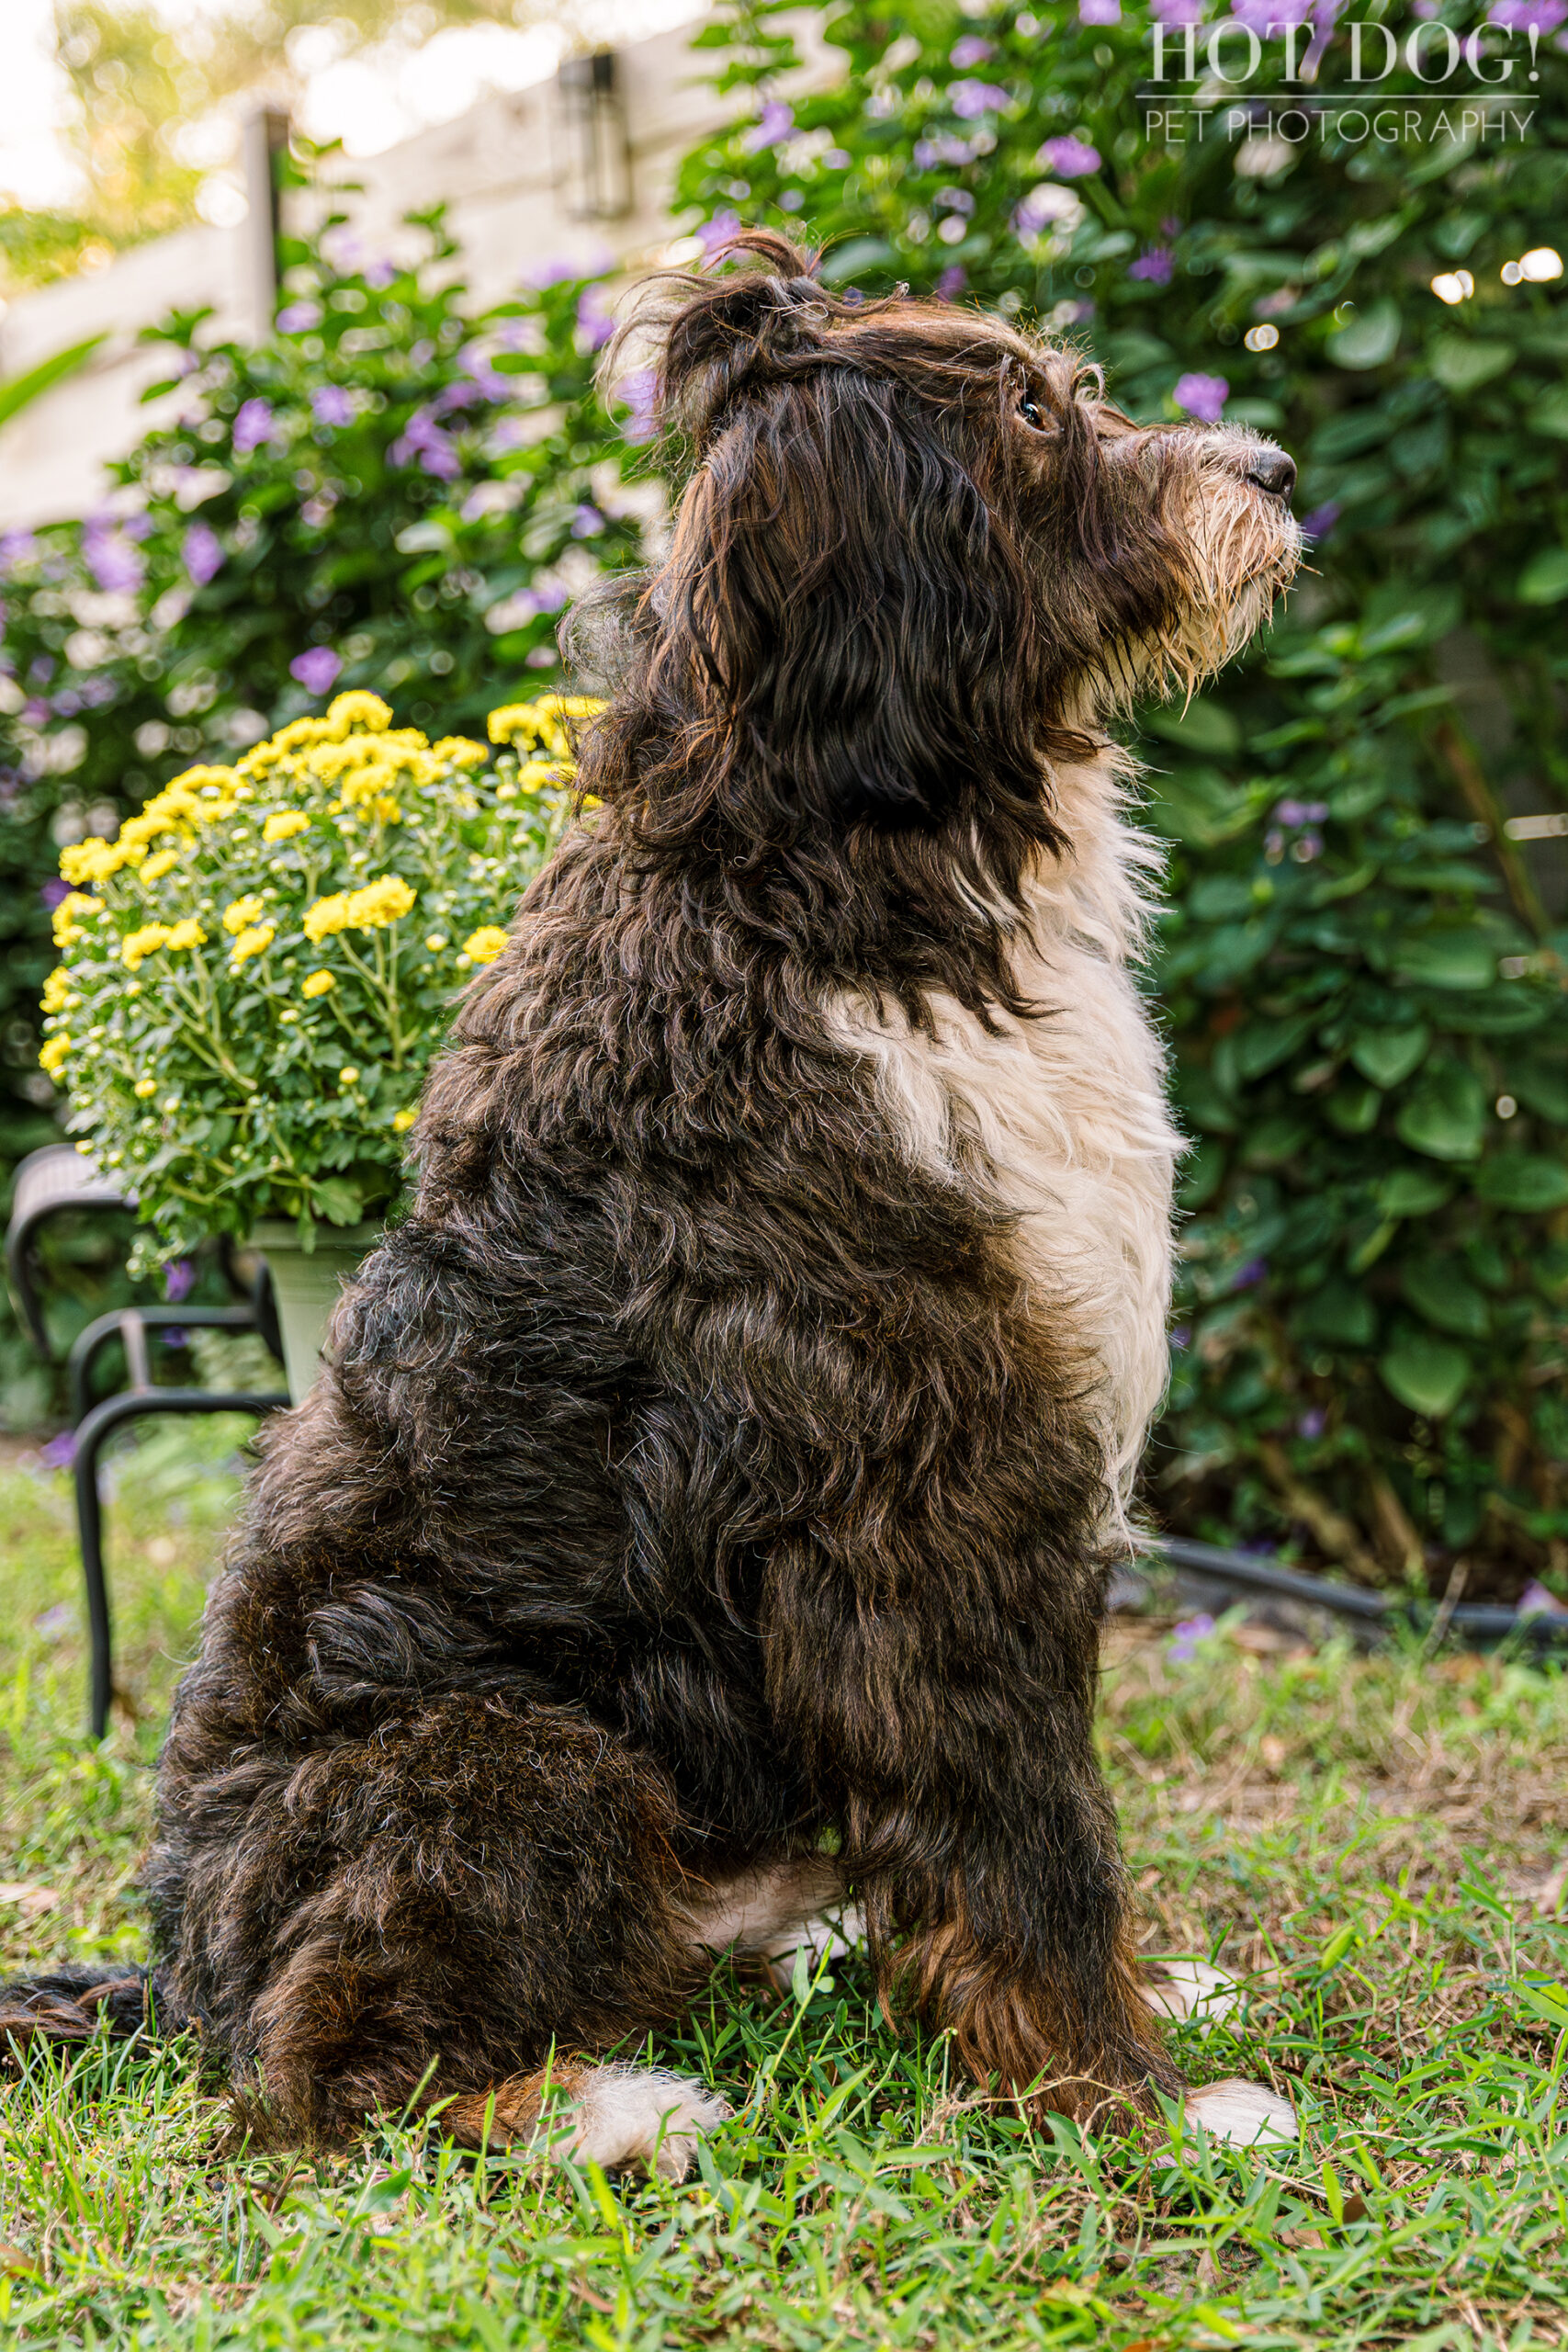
[{"x1": 4, "y1": 234, "x2": 1300, "y2": 2169}]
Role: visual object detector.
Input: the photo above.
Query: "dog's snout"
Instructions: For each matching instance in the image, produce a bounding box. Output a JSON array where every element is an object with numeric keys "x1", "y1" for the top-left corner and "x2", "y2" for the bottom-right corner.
[{"x1": 1245, "y1": 447, "x2": 1297, "y2": 503}]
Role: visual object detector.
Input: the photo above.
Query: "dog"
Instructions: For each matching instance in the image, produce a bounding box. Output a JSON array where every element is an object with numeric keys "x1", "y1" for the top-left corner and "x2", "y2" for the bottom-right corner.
[{"x1": 3, "y1": 234, "x2": 1300, "y2": 2168}]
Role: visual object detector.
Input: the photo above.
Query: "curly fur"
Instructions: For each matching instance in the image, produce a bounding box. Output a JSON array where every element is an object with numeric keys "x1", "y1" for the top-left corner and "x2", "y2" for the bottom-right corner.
[{"x1": 3, "y1": 233, "x2": 1300, "y2": 2150}]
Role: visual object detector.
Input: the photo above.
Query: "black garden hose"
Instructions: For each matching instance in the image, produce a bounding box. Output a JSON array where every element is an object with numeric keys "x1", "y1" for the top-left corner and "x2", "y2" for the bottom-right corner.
[{"x1": 1132, "y1": 1532, "x2": 1568, "y2": 1657}]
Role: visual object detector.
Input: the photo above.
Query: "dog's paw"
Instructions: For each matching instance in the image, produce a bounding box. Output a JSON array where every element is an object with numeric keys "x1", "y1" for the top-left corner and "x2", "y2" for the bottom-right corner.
[
  {"x1": 446, "y1": 2061, "x2": 728, "y2": 2180},
  {"x1": 1183, "y1": 2076, "x2": 1296, "y2": 2146},
  {"x1": 1143, "y1": 1959, "x2": 1244, "y2": 2035}
]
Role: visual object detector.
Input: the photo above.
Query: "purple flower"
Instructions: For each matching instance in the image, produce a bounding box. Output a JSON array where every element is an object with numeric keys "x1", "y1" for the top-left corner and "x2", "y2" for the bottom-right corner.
[
  {"x1": 164, "y1": 1259, "x2": 196, "y2": 1303},
  {"x1": 617, "y1": 366, "x2": 660, "y2": 446},
  {"x1": 83, "y1": 519, "x2": 144, "y2": 595},
  {"x1": 1233, "y1": 1256, "x2": 1269, "y2": 1289},
  {"x1": 311, "y1": 384, "x2": 355, "y2": 429},
  {"x1": 434, "y1": 378, "x2": 483, "y2": 414},
  {"x1": 232, "y1": 397, "x2": 278, "y2": 456},
  {"x1": 389, "y1": 407, "x2": 461, "y2": 479},
  {"x1": 915, "y1": 133, "x2": 976, "y2": 169},
  {"x1": 1235, "y1": 0, "x2": 1312, "y2": 23},
  {"x1": 0, "y1": 527, "x2": 37, "y2": 572},
  {"x1": 160, "y1": 1327, "x2": 188, "y2": 1350},
  {"x1": 933, "y1": 264, "x2": 968, "y2": 302},
  {"x1": 1302, "y1": 502, "x2": 1341, "y2": 541},
  {"x1": 28, "y1": 654, "x2": 53, "y2": 685},
  {"x1": 1519, "y1": 1579, "x2": 1568, "y2": 1614},
  {"x1": 183, "y1": 523, "x2": 223, "y2": 587},
  {"x1": 1490, "y1": 0, "x2": 1566, "y2": 25},
  {"x1": 1169, "y1": 1613, "x2": 1216, "y2": 1663},
  {"x1": 570, "y1": 503, "x2": 604, "y2": 538},
  {"x1": 1079, "y1": 0, "x2": 1122, "y2": 20},
  {"x1": 79, "y1": 675, "x2": 116, "y2": 708},
  {"x1": 1295, "y1": 830, "x2": 1324, "y2": 861},
  {"x1": 365, "y1": 259, "x2": 397, "y2": 288},
  {"x1": 696, "y1": 209, "x2": 744, "y2": 260},
  {"x1": 40, "y1": 1430, "x2": 76, "y2": 1470},
  {"x1": 949, "y1": 33, "x2": 995, "y2": 64},
  {"x1": 290, "y1": 647, "x2": 343, "y2": 695},
  {"x1": 743, "y1": 100, "x2": 795, "y2": 152},
  {"x1": 949, "y1": 80, "x2": 1013, "y2": 119},
  {"x1": 576, "y1": 284, "x2": 616, "y2": 351},
  {"x1": 934, "y1": 187, "x2": 976, "y2": 216},
  {"x1": 1174, "y1": 371, "x2": 1229, "y2": 424},
  {"x1": 276, "y1": 300, "x2": 321, "y2": 333},
  {"x1": 1273, "y1": 797, "x2": 1327, "y2": 826},
  {"x1": 1170, "y1": 1327, "x2": 1190, "y2": 1349},
  {"x1": 1036, "y1": 133, "x2": 1101, "y2": 175},
  {"x1": 1297, "y1": 1408, "x2": 1325, "y2": 1440},
  {"x1": 1129, "y1": 246, "x2": 1175, "y2": 284},
  {"x1": 40, "y1": 878, "x2": 71, "y2": 910},
  {"x1": 1150, "y1": 0, "x2": 1203, "y2": 18},
  {"x1": 23, "y1": 698, "x2": 50, "y2": 726},
  {"x1": 54, "y1": 691, "x2": 81, "y2": 717}
]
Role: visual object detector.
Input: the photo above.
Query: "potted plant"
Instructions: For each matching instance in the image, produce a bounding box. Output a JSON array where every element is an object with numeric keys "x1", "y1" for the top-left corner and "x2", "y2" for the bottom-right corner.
[{"x1": 39, "y1": 687, "x2": 594, "y2": 1396}]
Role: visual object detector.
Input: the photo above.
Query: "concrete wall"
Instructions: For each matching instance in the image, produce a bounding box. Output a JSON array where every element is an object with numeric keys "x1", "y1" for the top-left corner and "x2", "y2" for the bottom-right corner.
[{"x1": 0, "y1": 14, "x2": 830, "y2": 530}]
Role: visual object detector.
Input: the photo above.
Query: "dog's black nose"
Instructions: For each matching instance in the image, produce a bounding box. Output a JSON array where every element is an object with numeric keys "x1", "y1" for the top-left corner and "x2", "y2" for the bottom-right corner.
[{"x1": 1246, "y1": 447, "x2": 1297, "y2": 503}]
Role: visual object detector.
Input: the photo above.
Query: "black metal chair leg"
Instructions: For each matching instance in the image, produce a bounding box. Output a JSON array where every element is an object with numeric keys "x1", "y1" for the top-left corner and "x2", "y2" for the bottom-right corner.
[
  {"x1": 72, "y1": 1387, "x2": 288, "y2": 1741},
  {"x1": 66, "y1": 1304, "x2": 265, "y2": 1429}
]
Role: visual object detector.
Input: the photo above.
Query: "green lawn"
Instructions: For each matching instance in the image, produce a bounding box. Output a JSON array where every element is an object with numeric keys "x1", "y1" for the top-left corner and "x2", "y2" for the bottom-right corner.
[{"x1": 3, "y1": 1434, "x2": 1568, "y2": 2350}]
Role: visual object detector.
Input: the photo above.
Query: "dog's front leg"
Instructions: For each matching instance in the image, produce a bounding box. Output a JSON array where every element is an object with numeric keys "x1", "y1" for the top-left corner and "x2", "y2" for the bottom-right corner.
[{"x1": 764, "y1": 1539, "x2": 1181, "y2": 2124}]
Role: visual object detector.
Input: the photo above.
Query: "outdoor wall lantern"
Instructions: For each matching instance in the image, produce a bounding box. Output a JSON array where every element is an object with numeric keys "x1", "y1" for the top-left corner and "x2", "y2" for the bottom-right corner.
[{"x1": 557, "y1": 51, "x2": 633, "y2": 221}]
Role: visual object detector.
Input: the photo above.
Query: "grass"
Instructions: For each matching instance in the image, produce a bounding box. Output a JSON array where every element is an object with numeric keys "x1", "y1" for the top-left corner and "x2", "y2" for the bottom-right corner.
[{"x1": 3, "y1": 1431, "x2": 1568, "y2": 2350}]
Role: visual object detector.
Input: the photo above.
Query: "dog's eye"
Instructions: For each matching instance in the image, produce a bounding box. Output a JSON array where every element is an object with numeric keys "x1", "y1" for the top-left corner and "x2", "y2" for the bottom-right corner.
[{"x1": 1019, "y1": 397, "x2": 1046, "y2": 430}]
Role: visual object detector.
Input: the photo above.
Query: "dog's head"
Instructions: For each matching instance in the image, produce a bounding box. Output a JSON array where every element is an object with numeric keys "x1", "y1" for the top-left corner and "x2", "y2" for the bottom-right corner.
[{"x1": 591, "y1": 231, "x2": 1298, "y2": 841}]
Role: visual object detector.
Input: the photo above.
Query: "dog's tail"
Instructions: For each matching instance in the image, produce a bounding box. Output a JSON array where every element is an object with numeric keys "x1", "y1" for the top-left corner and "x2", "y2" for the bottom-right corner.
[{"x1": 0, "y1": 1962, "x2": 181, "y2": 2053}]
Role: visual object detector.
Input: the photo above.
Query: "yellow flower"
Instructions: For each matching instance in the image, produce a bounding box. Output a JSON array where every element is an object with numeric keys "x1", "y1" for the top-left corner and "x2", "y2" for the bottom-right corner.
[
  {"x1": 463, "y1": 925, "x2": 510, "y2": 965},
  {"x1": 303, "y1": 873, "x2": 416, "y2": 943},
  {"x1": 141, "y1": 847, "x2": 180, "y2": 881},
  {"x1": 38, "y1": 1033, "x2": 71, "y2": 1076},
  {"x1": 517, "y1": 759, "x2": 567, "y2": 794},
  {"x1": 59, "y1": 837, "x2": 128, "y2": 886},
  {"x1": 40, "y1": 966, "x2": 71, "y2": 1015},
  {"x1": 301, "y1": 969, "x2": 335, "y2": 999},
  {"x1": 52, "y1": 891, "x2": 102, "y2": 948},
  {"x1": 222, "y1": 894, "x2": 267, "y2": 935},
  {"x1": 134, "y1": 1076, "x2": 157, "y2": 1098},
  {"x1": 263, "y1": 810, "x2": 310, "y2": 843},
  {"x1": 164, "y1": 919, "x2": 208, "y2": 954},
  {"x1": 326, "y1": 690, "x2": 393, "y2": 735},
  {"x1": 339, "y1": 1066, "x2": 360, "y2": 1088},
  {"x1": 392, "y1": 1107, "x2": 417, "y2": 1132},
  {"x1": 424, "y1": 933, "x2": 447, "y2": 952},
  {"x1": 120, "y1": 923, "x2": 172, "y2": 972},
  {"x1": 432, "y1": 736, "x2": 488, "y2": 769},
  {"x1": 228, "y1": 922, "x2": 275, "y2": 966}
]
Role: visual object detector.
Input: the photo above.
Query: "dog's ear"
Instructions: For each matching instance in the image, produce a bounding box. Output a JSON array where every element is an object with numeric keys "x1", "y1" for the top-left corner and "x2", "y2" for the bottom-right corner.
[{"x1": 620, "y1": 246, "x2": 1052, "y2": 834}]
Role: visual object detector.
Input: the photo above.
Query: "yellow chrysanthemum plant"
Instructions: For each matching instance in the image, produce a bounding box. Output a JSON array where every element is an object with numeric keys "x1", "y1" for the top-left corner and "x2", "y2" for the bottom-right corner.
[{"x1": 40, "y1": 689, "x2": 601, "y2": 1272}]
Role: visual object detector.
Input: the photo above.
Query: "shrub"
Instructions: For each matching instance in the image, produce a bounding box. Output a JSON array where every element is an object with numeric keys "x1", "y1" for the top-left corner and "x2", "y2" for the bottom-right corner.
[
  {"x1": 0, "y1": 198, "x2": 649, "y2": 1402},
  {"x1": 675, "y1": 0, "x2": 1568, "y2": 1593},
  {"x1": 41, "y1": 691, "x2": 584, "y2": 1265}
]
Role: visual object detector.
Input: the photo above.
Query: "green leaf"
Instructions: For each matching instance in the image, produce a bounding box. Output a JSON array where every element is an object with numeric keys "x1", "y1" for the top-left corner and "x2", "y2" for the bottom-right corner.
[
  {"x1": 1518, "y1": 548, "x2": 1568, "y2": 606},
  {"x1": 1325, "y1": 1082, "x2": 1381, "y2": 1135},
  {"x1": 1327, "y1": 301, "x2": 1402, "y2": 371},
  {"x1": 1393, "y1": 933, "x2": 1496, "y2": 991},
  {"x1": 1292, "y1": 1282, "x2": 1376, "y2": 1347},
  {"x1": 1507, "y1": 1058, "x2": 1568, "y2": 1125},
  {"x1": 312, "y1": 1175, "x2": 366, "y2": 1227},
  {"x1": 1178, "y1": 1136, "x2": 1226, "y2": 1209},
  {"x1": 1527, "y1": 388, "x2": 1568, "y2": 440},
  {"x1": 1142, "y1": 699, "x2": 1243, "y2": 755},
  {"x1": 1474, "y1": 1155, "x2": 1568, "y2": 1212},
  {"x1": 1378, "y1": 1169, "x2": 1451, "y2": 1217},
  {"x1": 1401, "y1": 1257, "x2": 1490, "y2": 1340},
  {"x1": 1396, "y1": 1066, "x2": 1486, "y2": 1161},
  {"x1": 1379, "y1": 1339, "x2": 1470, "y2": 1418},
  {"x1": 1241, "y1": 1115, "x2": 1310, "y2": 1169},
  {"x1": 1350, "y1": 1025, "x2": 1429, "y2": 1089},
  {"x1": 1428, "y1": 337, "x2": 1514, "y2": 393},
  {"x1": 0, "y1": 331, "x2": 108, "y2": 430},
  {"x1": 1234, "y1": 1013, "x2": 1315, "y2": 1081},
  {"x1": 818, "y1": 238, "x2": 895, "y2": 284}
]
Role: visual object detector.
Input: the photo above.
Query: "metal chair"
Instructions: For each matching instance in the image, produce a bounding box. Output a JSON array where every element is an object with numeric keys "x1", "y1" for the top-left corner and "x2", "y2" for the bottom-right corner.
[{"x1": 5, "y1": 1145, "x2": 288, "y2": 1738}]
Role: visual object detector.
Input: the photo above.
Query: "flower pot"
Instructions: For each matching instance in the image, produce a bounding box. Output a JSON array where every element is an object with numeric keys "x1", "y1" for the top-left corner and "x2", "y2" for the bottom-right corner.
[{"x1": 250, "y1": 1220, "x2": 381, "y2": 1402}]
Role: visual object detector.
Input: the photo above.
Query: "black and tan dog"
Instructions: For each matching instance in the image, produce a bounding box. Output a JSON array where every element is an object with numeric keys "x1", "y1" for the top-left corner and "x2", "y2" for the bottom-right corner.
[{"x1": 5, "y1": 235, "x2": 1300, "y2": 2168}]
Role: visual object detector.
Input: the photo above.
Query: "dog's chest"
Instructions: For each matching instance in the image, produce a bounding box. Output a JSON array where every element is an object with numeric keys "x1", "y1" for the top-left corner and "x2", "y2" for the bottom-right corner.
[{"x1": 829, "y1": 834, "x2": 1181, "y2": 1503}]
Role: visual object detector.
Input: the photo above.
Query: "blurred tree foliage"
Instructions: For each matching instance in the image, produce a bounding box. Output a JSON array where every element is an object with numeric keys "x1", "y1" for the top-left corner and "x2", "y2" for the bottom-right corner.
[
  {"x1": 1, "y1": 0, "x2": 544, "y2": 293},
  {"x1": 675, "y1": 0, "x2": 1568, "y2": 1598}
]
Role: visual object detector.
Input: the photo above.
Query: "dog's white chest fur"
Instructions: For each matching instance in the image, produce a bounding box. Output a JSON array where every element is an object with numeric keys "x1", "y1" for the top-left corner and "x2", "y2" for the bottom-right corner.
[{"x1": 830, "y1": 751, "x2": 1182, "y2": 1519}]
